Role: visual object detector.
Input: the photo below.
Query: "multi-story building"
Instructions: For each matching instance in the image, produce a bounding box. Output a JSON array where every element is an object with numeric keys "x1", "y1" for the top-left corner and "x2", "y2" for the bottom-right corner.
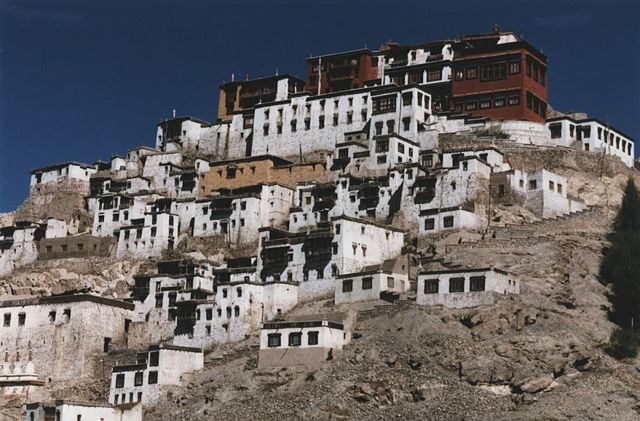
[
  {"x1": 218, "y1": 74, "x2": 305, "y2": 122},
  {"x1": 450, "y1": 30, "x2": 548, "y2": 123}
]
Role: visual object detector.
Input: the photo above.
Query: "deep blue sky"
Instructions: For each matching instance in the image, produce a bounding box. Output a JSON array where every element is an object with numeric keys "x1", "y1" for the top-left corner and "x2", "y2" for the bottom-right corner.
[{"x1": 1, "y1": 0, "x2": 639, "y2": 211}]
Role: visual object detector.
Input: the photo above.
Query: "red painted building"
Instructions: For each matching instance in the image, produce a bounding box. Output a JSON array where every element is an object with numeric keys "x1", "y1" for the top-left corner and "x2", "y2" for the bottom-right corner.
[
  {"x1": 305, "y1": 49, "x2": 379, "y2": 95},
  {"x1": 450, "y1": 31, "x2": 548, "y2": 123}
]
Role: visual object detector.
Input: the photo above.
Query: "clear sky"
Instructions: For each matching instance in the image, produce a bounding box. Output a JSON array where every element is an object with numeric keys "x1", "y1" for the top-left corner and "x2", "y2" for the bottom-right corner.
[{"x1": 1, "y1": 0, "x2": 639, "y2": 211}]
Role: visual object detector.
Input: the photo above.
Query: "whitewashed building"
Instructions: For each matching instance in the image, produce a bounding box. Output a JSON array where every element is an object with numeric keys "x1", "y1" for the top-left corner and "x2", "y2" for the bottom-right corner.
[
  {"x1": 0, "y1": 223, "x2": 43, "y2": 277},
  {"x1": 26, "y1": 400, "x2": 142, "y2": 421},
  {"x1": 193, "y1": 184, "x2": 294, "y2": 246},
  {"x1": 417, "y1": 267, "x2": 518, "y2": 308},
  {"x1": 257, "y1": 215, "x2": 405, "y2": 300},
  {"x1": 546, "y1": 116, "x2": 635, "y2": 167},
  {"x1": 334, "y1": 257, "x2": 409, "y2": 305},
  {"x1": 0, "y1": 294, "x2": 135, "y2": 385},
  {"x1": 258, "y1": 313, "x2": 351, "y2": 368},
  {"x1": 109, "y1": 344, "x2": 203, "y2": 405},
  {"x1": 29, "y1": 162, "x2": 96, "y2": 194},
  {"x1": 491, "y1": 168, "x2": 585, "y2": 218},
  {"x1": 115, "y1": 200, "x2": 179, "y2": 259}
]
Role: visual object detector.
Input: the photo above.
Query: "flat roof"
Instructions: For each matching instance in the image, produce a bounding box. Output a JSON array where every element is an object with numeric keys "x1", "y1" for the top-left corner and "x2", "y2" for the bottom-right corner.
[
  {"x1": 31, "y1": 161, "x2": 94, "y2": 174},
  {"x1": 546, "y1": 116, "x2": 634, "y2": 141},
  {"x1": 220, "y1": 74, "x2": 304, "y2": 88},
  {"x1": 331, "y1": 214, "x2": 405, "y2": 233},
  {"x1": 0, "y1": 293, "x2": 135, "y2": 310},
  {"x1": 419, "y1": 267, "x2": 509, "y2": 276},
  {"x1": 307, "y1": 48, "x2": 374, "y2": 62},
  {"x1": 157, "y1": 115, "x2": 212, "y2": 126},
  {"x1": 208, "y1": 154, "x2": 293, "y2": 167}
]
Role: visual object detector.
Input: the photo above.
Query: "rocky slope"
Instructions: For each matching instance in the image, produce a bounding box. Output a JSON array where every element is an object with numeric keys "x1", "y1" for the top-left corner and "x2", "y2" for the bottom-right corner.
[{"x1": 144, "y1": 206, "x2": 640, "y2": 420}]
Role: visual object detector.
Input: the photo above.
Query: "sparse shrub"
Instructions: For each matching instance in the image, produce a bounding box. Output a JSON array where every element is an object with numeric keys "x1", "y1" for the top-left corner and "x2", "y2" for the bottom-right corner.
[
  {"x1": 600, "y1": 178, "x2": 640, "y2": 359},
  {"x1": 605, "y1": 327, "x2": 640, "y2": 359}
]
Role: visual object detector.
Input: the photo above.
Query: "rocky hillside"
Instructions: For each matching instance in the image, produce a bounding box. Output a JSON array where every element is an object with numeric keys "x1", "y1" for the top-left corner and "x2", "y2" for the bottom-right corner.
[
  {"x1": 1, "y1": 147, "x2": 639, "y2": 421},
  {"x1": 146, "y1": 206, "x2": 640, "y2": 420}
]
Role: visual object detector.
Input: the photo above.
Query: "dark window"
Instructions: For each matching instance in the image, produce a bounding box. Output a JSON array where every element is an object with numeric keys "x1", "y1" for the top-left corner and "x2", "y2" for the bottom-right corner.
[
  {"x1": 307, "y1": 331, "x2": 319, "y2": 346},
  {"x1": 465, "y1": 101, "x2": 477, "y2": 111},
  {"x1": 18, "y1": 313, "x2": 25, "y2": 326},
  {"x1": 149, "y1": 351, "x2": 159, "y2": 367},
  {"x1": 372, "y1": 95, "x2": 396, "y2": 114},
  {"x1": 155, "y1": 294, "x2": 163, "y2": 308},
  {"x1": 466, "y1": 67, "x2": 477, "y2": 79},
  {"x1": 386, "y1": 120, "x2": 395, "y2": 134},
  {"x1": 449, "y1": 277, "x2": 465, "y2": 292},
  {"x1": 402, "y1": 117, "x2": 411, "y2": 131},
  {"x1": 493, "y1": 98, "x2": 505, "y2": 108},
  {"x1": 376, "y1": 139, "x2": 389, "y2": 153},
  {"x1": 443, "y1": 216, "x2": 454, "y2": 228},
  {"x1": 402, "y1": 93, "x2": 412, "y2": 106},
  {"x1": 479, "y1": 99, "x2": 491, "y2": 109},
  {"x1": 427, "y1": 69, "x2": 442, "y2": 82},
  {"x1": 342, "y1": 279, "x2": 353, "y2": 293},
  {"x1": 470, "y1": 276, "x2": 486, "y2": 291},
  {"x1": 362, "y1": 277, "x2": 373, "y2": 290},
  {"x1": 148, "y1": 371, "x2": 158, "y2": 384},
  {"x1": 103, "y1": 337, "x2": 111, "y2": 352},
  {"x1": 455, "y1": 70, "x2": 464, "y2": 81},
  {"x1": 268, "y1": 333, "x2": 281, "y2": 347},
  {"x1": 480, "y1": 63, "x2": 506, "y2": 81},
  {"x1": 509, "y1": 62, "x2": 521, "y2": 74},
  {"x1": 288, "y1": 332, "x2": 302, "y2": 347},
  {"x1": 549, "y1": 123, "x2": 562, "y2": 139},
  {"x1": 134, "y1": 371, "x2": 144, "y2": 386},
  {"x1": 508, "y1": 95, "x2": 520, "y2": 106},
  {"x1": 424, "y1": 218, "x2": 435, "y2": 231},
  {"x1": 115, "y1": 373, "x2": 125, "y2": 388},
  {"x1": 424, "y1": 279, "x2": 439, "y2": 294}
]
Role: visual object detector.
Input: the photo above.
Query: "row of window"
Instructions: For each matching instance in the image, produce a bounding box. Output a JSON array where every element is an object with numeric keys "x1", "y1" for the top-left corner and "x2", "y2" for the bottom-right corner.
[
  {"x1": 263, "y1": 109, "x2": 367, "y2": 135},
  {"x1": 114, "y1": 370, "x2": 158, "y2": 389},
  {"x1": 454, "y1": 61, "x2": 520, "y2": 82},
  {"x1": 43, "y1": 243, "x2": 98, "y2": 253},
  {"x1": 113, "y1": 390, "x2": 144, "y2": 405},
  {"x1": 341, "y1": 276, "x2": 395, "y2": 293},
  {"x1": 3, "y1": 308, "x2": 71, "y2": 327},
  {"x1": 389, "y1": 69, "x2": 443, "y2": 85},
  {"x1": 454, "y1": 56, "x2": 546, "y2": 86},
  {"x1": 424, "y1": 215, "x2": 454, "y2": 231},
  {"x1": 525, "y1": 91, "x2": 547, "y2": 117},
  {"x1": 423, "y1": 276, "x2": 486, "y2": 294},
  {"x1": 267, "y1": 331, "x2": 319, "y2": 347},
  {"x1": 454, "y1": 94, "x2": 520, "y2": 113},
  {"x1": 549, "y1": 123, "x2": 633, "y2": 155}
]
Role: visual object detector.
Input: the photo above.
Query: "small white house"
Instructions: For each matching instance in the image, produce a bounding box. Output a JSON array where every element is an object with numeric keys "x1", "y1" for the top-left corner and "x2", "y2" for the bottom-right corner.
[
  {"x1": 492, "y1": 168, "x2": 585, "y2": 218},
  {"x1": 334, "y1": 257, "x2": 409, "y2": 305},
  {"x1": 546, "y1": 116, "x2": 635, "y2": 167},
  {"x1": 109, "y1": 345, "x2": 203, "y2": 405},
  {"x1": 258, "y1": 313, "x2": 351, "y2": 368},
  {"x1": 26, "y1": 400, "x2": 142, "y2": 421},
  {"x1": 29, "y1": 162, "x2": 96, "y2": 191},
  {"x1": 417, "y1": 267, "x2": 518, "y2": 308}
]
